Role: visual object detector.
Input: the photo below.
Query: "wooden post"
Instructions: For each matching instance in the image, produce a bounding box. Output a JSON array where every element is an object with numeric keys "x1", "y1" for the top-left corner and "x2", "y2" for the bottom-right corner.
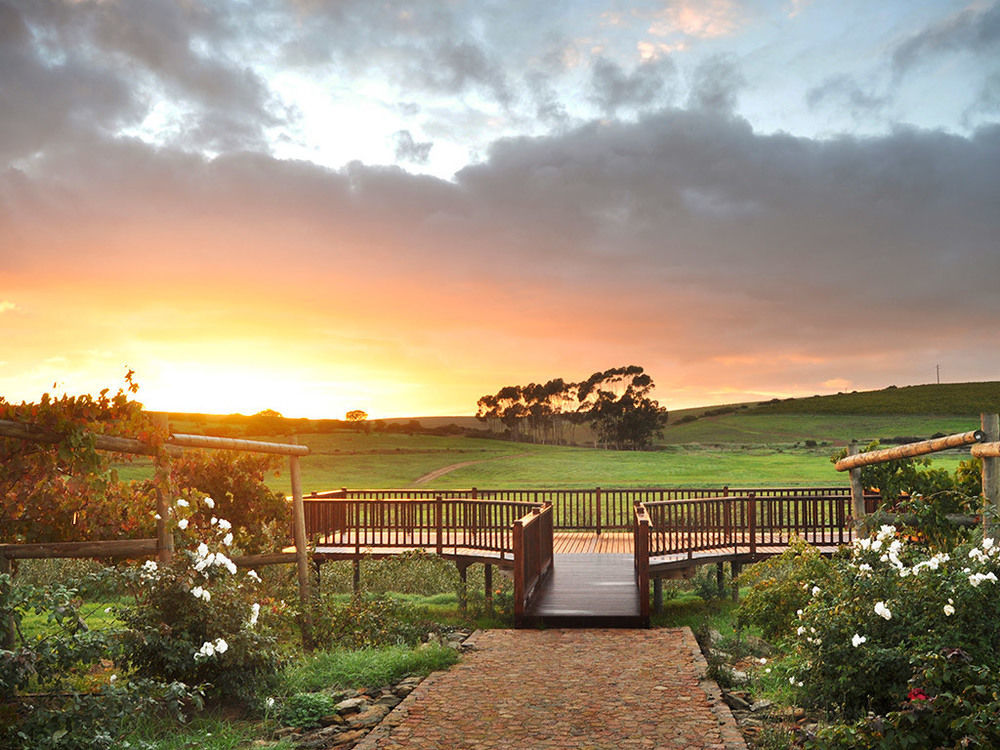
[
  {"x1": 595, "y1": 487, "x2": 602, "y2": 536},
  {"x1": 748, "y1": 493, "x2": 757, "y2": 559},
  {"x1": 289, "y1": 455, "x2": 313, "y2": 649},
  {"x1": 484, "y1": 563, "x2": 493, "y2": 615},
  {"x1": 435, "y1": 496, "x2": 444, "y2": 555},
  {"x1": 352, "y1": 559, "x2": 361, "y2": 594},
  {"x1": 848, "y1": 442, "x2": 867, "y2": 529},
  {"x1": 983, "y1": 414, "x2": 1000, "y2": 531},
  {"x1": 1, "y1": 554, "x2": 13, "y2": 650},
  {"x1": 653, "y1": 578, "x2": 663, "y2": 614},
  {"x1": 155, "y1": 487, "x2": 172, "y2": 564}
]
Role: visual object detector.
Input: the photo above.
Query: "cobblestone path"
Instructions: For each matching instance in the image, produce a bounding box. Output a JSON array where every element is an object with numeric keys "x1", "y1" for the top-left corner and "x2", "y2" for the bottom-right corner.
[{"x1": 355, "y1": 628, "x2": 746, "y2": 750}]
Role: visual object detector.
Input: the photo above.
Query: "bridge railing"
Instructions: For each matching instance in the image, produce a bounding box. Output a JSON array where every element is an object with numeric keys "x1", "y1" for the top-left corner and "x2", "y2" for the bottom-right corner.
[
  {"x1": 303, "y1": 497, "x2": 542, "y2": 557},
  {"x1": 513, "y1": 504, "x2": 554, "y2": 624},
  {"x1": 309, "y1": 486, "x2": 854, "y2": 532},
  {"x1": 640, "y1": 491, "x2": 855, "y2": 559}
]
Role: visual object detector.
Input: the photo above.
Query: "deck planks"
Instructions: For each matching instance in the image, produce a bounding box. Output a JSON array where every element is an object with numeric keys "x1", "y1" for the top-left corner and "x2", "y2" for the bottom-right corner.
[{"x1": 520, "y1": 553, "x2": 645, "y2": 628}]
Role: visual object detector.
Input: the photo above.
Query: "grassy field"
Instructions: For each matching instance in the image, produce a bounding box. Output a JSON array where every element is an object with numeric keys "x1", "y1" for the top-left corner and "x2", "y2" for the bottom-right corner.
[
  {"x1": 113, "y1": 413, "x2": 978, "y2": 493},
  {"x1": 123, "y1": 386, "x2": 992, "y2": 493}
]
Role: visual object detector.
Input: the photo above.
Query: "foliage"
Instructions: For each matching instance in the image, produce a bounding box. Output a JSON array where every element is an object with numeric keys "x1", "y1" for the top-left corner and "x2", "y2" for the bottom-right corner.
[
  {"x1": 114, "y1": 498, "x2": 281, "y2": 706},
  {"x1": 0, "y1": 372, "x2": 167, "y2": 543},
  {"x1": 168, "y1": 450, "x2": 288, "y2": 553},
  {"x1": 278, "y1": 691, "x2": 337, "y2": 729},
  {"x1": 736, "y1": 538, "x2": 836, "y2": 641},
  {"x1": 749, "y1": 381, "x2": 1000, "y2": 416},
  {"x1": 476, "y1": 364, "x2": 667, "y2": 449},
  {"x1": 309, "y1": 593, "x2": 441, "y2": 651},
  {"x1": 0, "y1": 575, "x2": 200, "y2": 750},
  {"x1": 785, "y1": 523, "x2": 1000, "y2": 726}
]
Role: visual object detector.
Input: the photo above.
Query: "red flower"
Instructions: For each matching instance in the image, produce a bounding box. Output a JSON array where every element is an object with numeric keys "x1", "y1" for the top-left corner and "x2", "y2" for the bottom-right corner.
[{"x1": 907, "y1": 688, "x2": 929, "y2": 702}]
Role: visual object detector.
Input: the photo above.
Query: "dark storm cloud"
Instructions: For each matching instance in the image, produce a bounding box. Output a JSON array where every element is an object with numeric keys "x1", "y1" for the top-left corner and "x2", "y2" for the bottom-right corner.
[
  {"x1": 421, "y1": 41, "x2": 513, "y2": 105},
  {"x1": 686, "y1": 55, "x2": 745, "y2": 113},
  {"x1": 892, "y1": 2, "x2": 1000, "y2": 74},
  {"x1": 806, "y1": 75, "x2": 888, "y2": 120},
  {"x1": 1, "y1": 0, "x2": 288, "y2": 160},
  {"x1": 589, "y1": 57, "x2": 678, "y2": 115},
  {"x1": 393, "y1": 130, "x2": 434, "y2": 164},
  {"x1": 0, "y1": 2, "x2": 139, "y2": 162}
]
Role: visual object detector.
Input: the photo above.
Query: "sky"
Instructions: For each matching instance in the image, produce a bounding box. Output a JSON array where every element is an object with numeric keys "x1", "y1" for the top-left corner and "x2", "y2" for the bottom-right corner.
[{"x1": 1, "y1": 0, "x2": 999, "y2": 419}]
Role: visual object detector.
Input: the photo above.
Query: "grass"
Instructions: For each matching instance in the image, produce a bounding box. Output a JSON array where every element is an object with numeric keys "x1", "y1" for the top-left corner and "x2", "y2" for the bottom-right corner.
[{"x1": 280, "y1": 644, "x2": 458, "y2": 694}]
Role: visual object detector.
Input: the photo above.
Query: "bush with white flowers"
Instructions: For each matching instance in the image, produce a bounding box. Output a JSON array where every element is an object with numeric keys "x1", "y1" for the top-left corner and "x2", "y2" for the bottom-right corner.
[
  {"x1": 785, "y1": 523, "x2": 1000, "y2": 733},
  {"x1": 115, "y1": 495, "x2": 281, "y2": 705}
]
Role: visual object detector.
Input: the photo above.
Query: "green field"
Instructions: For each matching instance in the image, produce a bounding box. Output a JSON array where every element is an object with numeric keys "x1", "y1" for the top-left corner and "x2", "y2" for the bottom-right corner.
[{"x1": 123, "y1": 385, "x2": 993, "y2": 493}]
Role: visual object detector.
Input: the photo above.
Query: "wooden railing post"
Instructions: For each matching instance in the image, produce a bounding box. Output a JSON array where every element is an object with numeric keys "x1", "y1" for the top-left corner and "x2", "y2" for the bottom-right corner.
[
  {"x1": 513, "y1": 518, "x2": 525, "y2": 623},
  {"x1": 595, "y1": 486, "x2": 602, "y2": 536},
  {"x1": 435, "y1": 496, "x2": 444, "y2": 555},
  {"x1": 748, "y1": 493, "x2": 757, "y2": 559}
]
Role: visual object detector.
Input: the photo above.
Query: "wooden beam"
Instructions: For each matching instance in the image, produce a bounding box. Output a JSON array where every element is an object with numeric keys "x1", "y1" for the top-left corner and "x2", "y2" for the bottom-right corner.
[
  {"x1": 835, "y1": 430, "x2": 985, "y2": 471},
  {"x1": 0, "y1": 538, "x2": 158, "y2": 559},
  {"x1": 0, "y1": 419, "x2": 310, "y2": 457},
  {"x1": 971, "y1": 442, "x2": 1000, "y2": 459},
  {"x1": 169, "y1": 433, "x2": 310, "y2": 456}
]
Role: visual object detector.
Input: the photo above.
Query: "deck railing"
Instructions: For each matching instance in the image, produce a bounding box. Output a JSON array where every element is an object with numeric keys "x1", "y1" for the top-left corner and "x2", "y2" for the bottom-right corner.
[
  {"x1": 513, "y1": 504, "x2": 554, "y2": 623},
  {"x1": 309, "y1": 486, "x2": 855, "y2": 532},
  {"x1": 303, "y1": 496, "x2": 542, "y2": 558},
  {"x1": 640, "y1": 492, "x2": 855, "y2": 559}
]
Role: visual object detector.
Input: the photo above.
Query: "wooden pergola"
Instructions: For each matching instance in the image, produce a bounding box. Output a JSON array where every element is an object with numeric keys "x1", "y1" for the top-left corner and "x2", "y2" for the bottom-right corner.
[{"x1": 0, "y1": 418, "x2": 314, "y2": 644}]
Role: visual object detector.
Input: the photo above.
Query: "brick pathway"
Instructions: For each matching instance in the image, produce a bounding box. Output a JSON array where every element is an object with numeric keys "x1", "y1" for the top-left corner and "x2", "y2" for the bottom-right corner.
[{"x1": 355, "y1": 628, "x2": 746, "y2": 750}]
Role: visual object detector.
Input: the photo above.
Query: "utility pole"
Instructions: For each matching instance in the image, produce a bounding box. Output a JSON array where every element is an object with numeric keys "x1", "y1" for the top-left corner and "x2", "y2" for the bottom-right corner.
[{"x1": 936, "y1": 364, "x2": 940, "y2": 384}]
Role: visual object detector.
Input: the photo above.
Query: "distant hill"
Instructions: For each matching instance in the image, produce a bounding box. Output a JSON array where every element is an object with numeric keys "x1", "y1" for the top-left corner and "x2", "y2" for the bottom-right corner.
[{"x1": 747, "y1": 382, "x2": 1000, "y2": 417}]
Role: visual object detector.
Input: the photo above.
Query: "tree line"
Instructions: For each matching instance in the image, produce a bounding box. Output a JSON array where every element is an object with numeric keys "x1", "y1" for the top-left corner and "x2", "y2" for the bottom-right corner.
[{"x1": 475, "y1": 365, "x2": 668, "y2": 449}]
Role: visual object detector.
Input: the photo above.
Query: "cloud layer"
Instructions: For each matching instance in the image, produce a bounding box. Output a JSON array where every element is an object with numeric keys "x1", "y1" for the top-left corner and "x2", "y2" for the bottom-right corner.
[{"x1": 2, "y1": 0, "x2": 999, "y2": 415}]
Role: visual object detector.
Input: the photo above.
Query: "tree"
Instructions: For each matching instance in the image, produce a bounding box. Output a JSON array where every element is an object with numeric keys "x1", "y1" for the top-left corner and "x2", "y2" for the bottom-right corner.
[{"x1": 475, "y1": 366, "x2": 667, "y2": 449}]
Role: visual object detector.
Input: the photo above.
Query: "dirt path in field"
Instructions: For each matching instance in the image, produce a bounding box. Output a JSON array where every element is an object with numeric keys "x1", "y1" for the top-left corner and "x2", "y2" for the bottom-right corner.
[{"x1": 412, "y1": 453, "x2": 529, "y2": 485}]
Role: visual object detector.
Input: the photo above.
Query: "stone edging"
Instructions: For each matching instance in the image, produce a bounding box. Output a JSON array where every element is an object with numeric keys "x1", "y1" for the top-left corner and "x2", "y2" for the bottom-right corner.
[
  {"x1": 678, "y1": 626, "x2": 750, "y2": 750},
  {"x1": 351, "y1": 630, "x2": 488, "y2": 749}
]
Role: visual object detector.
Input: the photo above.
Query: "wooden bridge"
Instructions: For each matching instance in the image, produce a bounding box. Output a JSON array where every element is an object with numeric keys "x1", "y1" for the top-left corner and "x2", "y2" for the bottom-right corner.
[{"x1": 302, "y1": 487, "x2": 870, "y2": 627}]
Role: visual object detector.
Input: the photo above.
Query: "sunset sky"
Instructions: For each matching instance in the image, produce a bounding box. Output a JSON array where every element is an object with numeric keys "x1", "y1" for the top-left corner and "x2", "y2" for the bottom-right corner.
[{"x1": 2, "y1": 0, "x2": 999, "y2": 419}]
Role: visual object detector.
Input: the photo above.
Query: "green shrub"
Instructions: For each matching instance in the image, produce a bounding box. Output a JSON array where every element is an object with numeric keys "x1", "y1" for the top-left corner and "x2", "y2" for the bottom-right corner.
[
  {"x1": 736, "y1": 538, "x2": 835, "y2": 641},
  {"x1": 0, "y1": 575, "x2": 200, "y2": 750},
  {"x1": 310, "y1": 594, "x2": 440, "y2": 651},
  {"x1": 789, "y1": 525, "x2": 1000, "y2": 720},
  {"x1": 279, "y1": 691, "x2": 337, "y2": 729}
]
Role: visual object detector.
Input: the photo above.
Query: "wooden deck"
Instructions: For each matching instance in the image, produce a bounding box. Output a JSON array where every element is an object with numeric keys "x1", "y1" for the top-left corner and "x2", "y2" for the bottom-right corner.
[{"x1": 520, "y1": 554, "x2": 646, "y2": 628}]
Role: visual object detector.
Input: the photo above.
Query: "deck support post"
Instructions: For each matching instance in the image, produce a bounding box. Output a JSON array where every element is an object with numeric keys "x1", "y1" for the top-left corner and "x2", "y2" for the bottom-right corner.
[
  {"x1": 484, "y1": 563, "x2": 493, "y2": 615},
  {"x1": 457, "y1": 562, "x2": 469, "y2": 614},
  {"x1": 983, "y1": 414, "x2": 1000, "y2": 532},
  {"x1": 653, "y1": 577, "x2": 663, "y2": 614},
  {"x1": 352, "y1": 559, "x2": 361, "y2": 594}
]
